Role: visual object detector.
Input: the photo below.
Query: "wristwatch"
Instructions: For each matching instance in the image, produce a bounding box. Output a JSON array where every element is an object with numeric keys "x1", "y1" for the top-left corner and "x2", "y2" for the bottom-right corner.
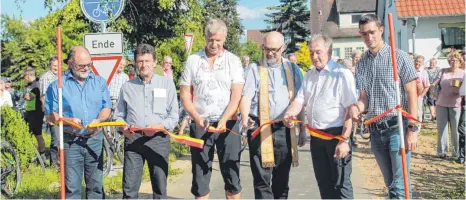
[{"x1": 408, "y1": 124, "x2": 420, "y2": 132}]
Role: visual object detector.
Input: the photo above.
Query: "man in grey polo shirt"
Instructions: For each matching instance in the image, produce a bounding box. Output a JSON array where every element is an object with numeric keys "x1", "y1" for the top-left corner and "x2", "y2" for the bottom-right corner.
[{"x1": 116, "y1": 44, "x2": 179, "y2": 199}]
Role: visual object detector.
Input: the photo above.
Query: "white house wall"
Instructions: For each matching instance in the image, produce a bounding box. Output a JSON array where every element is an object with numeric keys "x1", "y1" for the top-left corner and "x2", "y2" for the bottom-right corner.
[
  {"x1": 406, "y1": 16, "x2": 465, "y2": 59},
  {"x1": 332, "y1": 37, "x2": 367, "y2": 59}
]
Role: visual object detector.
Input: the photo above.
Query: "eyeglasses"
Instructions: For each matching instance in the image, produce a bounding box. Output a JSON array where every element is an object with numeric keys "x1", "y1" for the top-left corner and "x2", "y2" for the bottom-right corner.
[
  {"x1": 73, "y1": 62, "x2": 93, "y2": 69},
  {"x1": 263, "y1": 44, "x2": 284, "y2": 54},
  {"x1": 449, "y1": 59, "x2": 460, "y2": 63}
]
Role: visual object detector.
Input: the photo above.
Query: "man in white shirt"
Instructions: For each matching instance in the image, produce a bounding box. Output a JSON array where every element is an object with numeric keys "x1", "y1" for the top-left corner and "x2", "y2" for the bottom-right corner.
[
  {"x1": 284, "y1": 34, "x2": 357, "y2": 199},
  {"x1": 180, "y1": 19, "x2": 244, "y2": 199}
]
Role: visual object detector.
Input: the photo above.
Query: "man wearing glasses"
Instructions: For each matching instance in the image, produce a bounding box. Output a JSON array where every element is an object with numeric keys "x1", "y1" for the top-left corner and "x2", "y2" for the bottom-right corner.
[
  {"x1": 45, "y1": 46, "x2": 112, "y2": 199},
  {"x1": 239, "y1": 31, "x2": 306, "y2": 199}
]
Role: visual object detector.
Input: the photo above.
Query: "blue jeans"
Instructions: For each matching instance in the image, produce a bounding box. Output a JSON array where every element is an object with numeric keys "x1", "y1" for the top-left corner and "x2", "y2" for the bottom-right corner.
[
  {"x1": 370, "y1": 122, "x2": 412, "y2": 199},
  {"x1": 64, "y1": 132, "x2": 105, "y2": 199}
]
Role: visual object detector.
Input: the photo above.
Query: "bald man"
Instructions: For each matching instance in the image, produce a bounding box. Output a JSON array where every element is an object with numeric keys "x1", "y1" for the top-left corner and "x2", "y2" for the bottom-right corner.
[
  {"x1": 45, "y1": 46, "x2": 112, "y2": 199},
  {"x1": 240, "y1": 31, "x2": 306, "y2": 199}
]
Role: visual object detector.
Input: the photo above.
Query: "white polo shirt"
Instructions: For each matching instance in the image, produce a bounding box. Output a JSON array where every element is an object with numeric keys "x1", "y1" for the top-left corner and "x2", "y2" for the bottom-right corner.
[
  {"x1": 295, "y1": 59, "x2": 357, "y2": 129},
  {"x1": 180, "y1": 49, "x2": 244, "y2": 121}
]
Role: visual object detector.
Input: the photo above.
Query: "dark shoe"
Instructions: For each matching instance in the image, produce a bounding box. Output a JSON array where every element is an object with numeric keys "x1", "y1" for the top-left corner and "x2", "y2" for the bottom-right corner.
[
  {"x1": 455, "y1": 158, "x2": 465, "y2": 164},
  {"x1": 436, "y1": 154, "x2": 447, "y2": 159}
]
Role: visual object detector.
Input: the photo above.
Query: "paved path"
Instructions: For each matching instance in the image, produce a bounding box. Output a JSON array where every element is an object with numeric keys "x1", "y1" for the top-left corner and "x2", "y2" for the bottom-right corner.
[{"x1": 135, "y1": 143, "x2": 372, "y2": 199}]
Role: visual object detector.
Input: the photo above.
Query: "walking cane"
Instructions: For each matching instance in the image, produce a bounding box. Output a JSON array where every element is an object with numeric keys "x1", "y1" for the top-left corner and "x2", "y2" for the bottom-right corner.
[{"x1": 388, "y1": 13, "x2": 410, "y2": 199}]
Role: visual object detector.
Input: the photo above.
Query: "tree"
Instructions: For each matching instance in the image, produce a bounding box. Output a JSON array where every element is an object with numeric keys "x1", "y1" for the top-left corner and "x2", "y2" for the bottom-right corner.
[
  {"x1": 202, "y1": 0, "x2": 243, "y2": 54},
  {"x1": 239, "y1": 40, "x2": 262, "y2": 64},
  {"x1": 1, "y1": 0, "x2": 92, "y2": 89},
  {"x1": 264, "y1": 0, "x2": 310, "y2": 53},
  {"x1": 295, "y1": 42, "x2": 312, "y2": 71}
]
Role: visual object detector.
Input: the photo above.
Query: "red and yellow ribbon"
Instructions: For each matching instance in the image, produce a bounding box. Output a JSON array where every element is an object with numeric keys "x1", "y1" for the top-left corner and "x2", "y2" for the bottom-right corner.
[
  {"x1": 363, "y1": 105, "x2": 422, "y2": 125},
  {"x1": 129, "y1": 127, "x2": 204, "y2": 149},
  {"x1": 207, "y1": 126, "x2": 243, "y2": 137},
  {"x1": 305, "y1": 125, "x2": 345, "y2": 141}
]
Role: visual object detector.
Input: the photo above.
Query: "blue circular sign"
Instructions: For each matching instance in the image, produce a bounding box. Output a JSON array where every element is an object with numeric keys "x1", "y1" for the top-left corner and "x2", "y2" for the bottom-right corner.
[{"x1": 80, "y1": 0, "x2": 125, "y2": 23}]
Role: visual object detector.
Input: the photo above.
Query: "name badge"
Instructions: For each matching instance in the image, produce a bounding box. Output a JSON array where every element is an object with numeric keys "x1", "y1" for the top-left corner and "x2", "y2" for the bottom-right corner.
[{"x1": 153, "y1": 88, "x2": 167, "y2": 98}]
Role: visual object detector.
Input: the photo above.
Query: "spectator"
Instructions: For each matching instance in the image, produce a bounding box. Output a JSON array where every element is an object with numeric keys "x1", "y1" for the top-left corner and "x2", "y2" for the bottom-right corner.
[
  {"x1": 242, "y1": 55, "x2": 250, "y2": 69},
  {"x1": 433, "y1": 51, "x2": 465, "y2": 159},
  {"x1": 426, "y1": 57, "x2": 440, "y2": 120},
  {"x1": 287, "y1": 53, "x2": 297, "y2": 63},
  {"x1": 24, "y1": 67, "x2": 46, "y2": 160},
  {"x1": 162, "y1": 56, "x2": 174, "y2": 80},
  {"x1": 39, "y1": 55, "x2": 59, "y2": 168},
  {"x1": 457, "y1": 72, "x2": 465, "y2": 164},
  {"x1": 0, "y1": 78, "x2": 13, "y2": 107},
  {"x1": 409, "y1": 52, "x2": 415, "y2": 62},
  {"x1": 127, "y1": 64, "x2": 136, "y2": 80},
  {"x1": 351, "y1": 49, "x2": 362, "y2": 67},
  {"x1": 108, "y1": 57, "x2": 129, "y2": 110},
  {"x1": 342, "y1": 58, "x2": 354, "y2": 74},
  {"x1": 414, "y1": 55, "x2": 430, "y2": 126},
  {"x1": 3, "y1": 77, "x2": 17, "y2": 106}
]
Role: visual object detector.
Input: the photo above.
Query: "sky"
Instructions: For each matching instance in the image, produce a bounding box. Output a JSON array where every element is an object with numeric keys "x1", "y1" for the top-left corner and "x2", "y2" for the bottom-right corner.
[{"x1": 1, "y1": 0, "x2": 309, "y2": 41}]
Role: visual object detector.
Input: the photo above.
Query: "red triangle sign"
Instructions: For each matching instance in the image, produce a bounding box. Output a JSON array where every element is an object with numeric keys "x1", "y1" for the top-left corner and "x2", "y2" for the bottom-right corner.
[
  {"x1": 184, "y1": 33, "x2": 194, "y2": 55},
  {"x1": 91, "y1": 56, "x2": 122, "y2": 86}
]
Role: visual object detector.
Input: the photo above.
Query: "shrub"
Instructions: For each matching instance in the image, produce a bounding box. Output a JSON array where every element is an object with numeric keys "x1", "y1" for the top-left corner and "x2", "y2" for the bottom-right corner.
[{"x1": 1, "y1": 106, "x2": 36, "y2": 168}]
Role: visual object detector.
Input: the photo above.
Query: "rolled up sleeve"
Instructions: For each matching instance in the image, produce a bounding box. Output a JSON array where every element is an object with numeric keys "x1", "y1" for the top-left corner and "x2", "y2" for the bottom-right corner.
[
  {"x1": 231, "y1": 56, "x2": 245, "y2": 84},
  {"x1": 161, "y1": 80, "x2": 179, "y2": 131},
  {"x1": 180, "y1": 57, "x2": 193, "y2": 86},
  {"x1": 242, "y1": 63, "x2": 258, "y2": 98},
  {"x1": 341, "y1": 69, "x2": 358, "y2": 108}
]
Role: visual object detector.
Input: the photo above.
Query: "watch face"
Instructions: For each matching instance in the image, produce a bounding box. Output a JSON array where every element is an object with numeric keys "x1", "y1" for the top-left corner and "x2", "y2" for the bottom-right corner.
[{"x1": 412, "y1": 125, "x2": 420, "y2": 132}]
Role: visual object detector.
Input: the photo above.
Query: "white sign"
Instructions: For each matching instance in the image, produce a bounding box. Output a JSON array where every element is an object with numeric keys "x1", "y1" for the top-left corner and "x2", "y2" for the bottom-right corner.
[
  {"x1": 84, "y1": 32, "x2": 123, "y2": 55},
  {"x1": 91, "y1": 56, "x2": 122, "y2": 85}
]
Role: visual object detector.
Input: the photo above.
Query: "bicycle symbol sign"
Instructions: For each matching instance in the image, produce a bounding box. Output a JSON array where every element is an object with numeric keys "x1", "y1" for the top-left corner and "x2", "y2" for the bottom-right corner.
[{"x1": 80, "y1": 0, "x2": 125, "y2": 23}]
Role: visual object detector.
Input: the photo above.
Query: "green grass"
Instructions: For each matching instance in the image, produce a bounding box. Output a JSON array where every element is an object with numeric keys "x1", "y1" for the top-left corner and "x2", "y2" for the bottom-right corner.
[
  {"x1": 6, "y1": 137, "x2": 191, "y2": 199},
  {"x1": 433, "y1": 180, "x2": 466, "y2": 199}
]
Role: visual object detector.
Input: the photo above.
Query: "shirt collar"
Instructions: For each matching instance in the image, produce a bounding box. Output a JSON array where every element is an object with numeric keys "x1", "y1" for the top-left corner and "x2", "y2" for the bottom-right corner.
[
  {"x1": 136, "y1": 73, "x2": 155, "y2": 84},
  {"x1": 367, "y1": 43, "x2": 389, "y2": 58},
  {"x1": 311, "y1": 59, "x2": 334, "y2": 74},
  {"x1": 200, "y1": 48, "x2": 226, "y2": 59},
  {"x1": 65, "y1": 70, "x2": 95, "y2": 81}
]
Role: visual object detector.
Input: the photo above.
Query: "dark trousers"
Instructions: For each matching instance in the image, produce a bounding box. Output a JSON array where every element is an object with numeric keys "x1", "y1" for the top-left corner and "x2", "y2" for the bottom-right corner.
[
  {"x1": 45, "y1": 123, "x2": 59, "y2": 167},
  {"x1": 64, "y1": 132, "x2": 105, "y2": 199},
  {"x1": 189, "y1": 120, "x2": 242, "y2": 197},
  {"x1": 311, "y1": 126, "x2": 353, "y2": 199},
  {"x1": 248, "y1": 124, "x2": 292, "y2": 199},
  {"x1": 459, "y1": 98, "x2": 465, "y2": 160},
  {"x1": 122, "y1": 132, "x2": 170, "y2": 199}
]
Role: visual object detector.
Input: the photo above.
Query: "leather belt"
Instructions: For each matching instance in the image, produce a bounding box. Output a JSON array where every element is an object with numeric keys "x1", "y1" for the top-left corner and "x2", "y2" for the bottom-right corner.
[{"x1": 368, "y1": 117, "x2": 398, "y2": 131}]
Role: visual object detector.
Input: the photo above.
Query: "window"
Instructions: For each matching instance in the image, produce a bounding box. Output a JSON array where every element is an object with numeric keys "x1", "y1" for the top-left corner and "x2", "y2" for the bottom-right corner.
[
  {"x1": 344, "y1": 47, "x2": 353, "y2": 58},
  {"x1": 332, "y1": 48, "x2": 341, "y2": 58},
  {"x1": 351, "y1": 14, "x2": 362, "y2": 24},
  {"x1": 440, "y1": 27, "x2": 465, "y2": 50},
  {"x1": 356, "y1": 47, "x2": 365, "y2": 52}
]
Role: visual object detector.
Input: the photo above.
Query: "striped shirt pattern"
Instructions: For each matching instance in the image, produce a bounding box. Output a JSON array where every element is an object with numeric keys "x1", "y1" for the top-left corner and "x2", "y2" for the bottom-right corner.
[
  {"x1": 109, "y1": 72, "x2": 129, "y2": 100},
  {"x1": 355, "y1": 44, "x2": 418, "y2": 123},
  {"x1": 39, "y1": 70, "x2": 58, "y2": 96}
]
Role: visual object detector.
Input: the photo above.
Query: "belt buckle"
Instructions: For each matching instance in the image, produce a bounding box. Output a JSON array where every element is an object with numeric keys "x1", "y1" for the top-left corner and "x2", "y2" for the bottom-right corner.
[{"x1": 375, "y1": 121, "x2": 389, "y2": 131}]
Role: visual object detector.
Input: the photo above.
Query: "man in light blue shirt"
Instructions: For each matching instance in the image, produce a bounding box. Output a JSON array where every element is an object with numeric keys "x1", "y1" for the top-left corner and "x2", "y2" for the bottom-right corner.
[{"x1": 45, "y1": 46, "x2": 111, "y2": 199}]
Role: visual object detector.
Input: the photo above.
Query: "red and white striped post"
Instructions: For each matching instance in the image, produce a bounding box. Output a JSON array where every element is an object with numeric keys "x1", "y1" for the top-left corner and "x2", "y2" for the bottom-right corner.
[
  {"x1": 56, "y1": 26, "x2": 65, "y2": 200},
  {"x1": 387, "y1": 13, "x2": 410, "y2": 199}
]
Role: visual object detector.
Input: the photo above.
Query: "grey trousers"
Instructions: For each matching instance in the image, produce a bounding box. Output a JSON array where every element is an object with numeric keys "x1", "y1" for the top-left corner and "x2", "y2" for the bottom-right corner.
[{"x1": 437, "y1": 105, "x2": 461, "y2": 157}]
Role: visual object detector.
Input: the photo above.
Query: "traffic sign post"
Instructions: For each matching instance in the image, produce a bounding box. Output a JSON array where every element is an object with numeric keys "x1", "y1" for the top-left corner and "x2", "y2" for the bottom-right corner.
[
  {"x1": 184, "y1": 33, "x2": 194, "y2": 56},
  {"x1": 90, "y1": 56, "x2": 123, "y2": 85}
]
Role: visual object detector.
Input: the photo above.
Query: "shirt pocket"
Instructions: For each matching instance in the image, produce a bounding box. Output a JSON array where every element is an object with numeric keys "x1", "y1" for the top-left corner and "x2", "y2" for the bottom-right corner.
[{"x1": 152, "y1": 88, "x2": 167, "y2": 114}]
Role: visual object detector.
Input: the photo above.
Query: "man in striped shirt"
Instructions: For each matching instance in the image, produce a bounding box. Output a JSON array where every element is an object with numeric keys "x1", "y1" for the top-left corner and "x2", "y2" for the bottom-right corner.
[
  {"x1": 39, "y1": 55, "x2": 59, "y2": 168},
  {"x1": 109, "y1": 57, "x2": 129, "y2": 111},
  {"x1": 349, "y1": 14, "x2": 419, "y2": 199}
]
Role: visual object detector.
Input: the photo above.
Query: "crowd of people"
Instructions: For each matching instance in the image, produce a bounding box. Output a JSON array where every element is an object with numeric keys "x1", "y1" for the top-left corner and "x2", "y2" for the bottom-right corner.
[{"x1": 0, "y1": 14, "x2": 464, "y2": 199}]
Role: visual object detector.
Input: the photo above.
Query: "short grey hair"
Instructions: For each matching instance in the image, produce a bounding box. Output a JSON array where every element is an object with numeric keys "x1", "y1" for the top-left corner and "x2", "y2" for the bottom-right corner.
[
  {"x1": 205, "y1": 19, "x2": 228, "y2": 37},
  {"x1": 342, "y1": 58, "x2": 353, "y2": 68},
  {"x1": 163, "y1": 56, "x2": 172, "y2": 62},
  {"x1": 352, "y1": 50, "x2": 362, "y2": 58},
  {"x1": 415, "y1": 55, "x2": 425, "y2": 61},
  {"x1": 308, "y1": 34, "x2": 333, "y2": 55},
  {"x1": 430, "y1": 57, "x2": 438, "y2": 61}
]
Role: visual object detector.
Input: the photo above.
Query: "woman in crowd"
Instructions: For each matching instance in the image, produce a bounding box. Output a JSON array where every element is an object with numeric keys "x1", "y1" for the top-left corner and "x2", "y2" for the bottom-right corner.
[
  {"x1": 426, "y1": 58, "x2": 440, "y2": 120},
  {"x1": 0, "y1": 78, "x2": 13, "y2": 107},
  {"x1": 433, "y1": 52, "x2": 465, "y2": 159}
]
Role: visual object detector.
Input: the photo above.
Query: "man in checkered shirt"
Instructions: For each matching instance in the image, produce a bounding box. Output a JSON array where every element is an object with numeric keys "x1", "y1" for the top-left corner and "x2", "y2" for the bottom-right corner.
[
  {"x1": 109, "y1": 57, "x2": 129, "y2": 111},
  {"x1": 348, "y1": 14, "x2": 419, "y2": 199},
  {"x1": 39, "y1": 55, "x2": 59, "y2": 168}
]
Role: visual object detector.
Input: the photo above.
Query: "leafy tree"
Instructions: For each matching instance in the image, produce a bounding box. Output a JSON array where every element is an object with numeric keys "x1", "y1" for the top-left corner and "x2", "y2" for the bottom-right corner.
[
  {"x1": 239, "y1": 40, "x2": 262, "y2": 64},
  {"x1": 295, "y1": 42, "x2": 312, "y2": 71},
  {"x1": 1, "y1": 0, "x2": 91, "y2": 89},
  {"x1": 264, "y1": 0, "x2": 310, "y2": 53},
  {"x1": 202, "y1": 0, "x2": 243, "y2": 54}
]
